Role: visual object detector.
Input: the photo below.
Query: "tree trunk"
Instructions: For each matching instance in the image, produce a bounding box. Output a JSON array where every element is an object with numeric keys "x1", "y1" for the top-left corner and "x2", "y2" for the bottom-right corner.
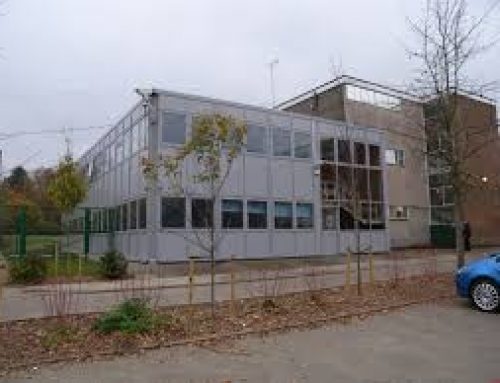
[{"x1": 454, "y1": 199, "x2": 466, "y2": 269}]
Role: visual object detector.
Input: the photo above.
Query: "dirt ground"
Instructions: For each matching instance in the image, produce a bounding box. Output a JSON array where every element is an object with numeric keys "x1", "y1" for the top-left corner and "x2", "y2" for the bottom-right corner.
[{"x1": 2, "y1": 301, "x2": 498, "y2": 383}]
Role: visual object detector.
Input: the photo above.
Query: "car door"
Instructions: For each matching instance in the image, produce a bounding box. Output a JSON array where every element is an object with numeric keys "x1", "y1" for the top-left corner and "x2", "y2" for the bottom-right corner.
[{"x1": 494, "y1": 255, "x2": 500, "y2": 284}]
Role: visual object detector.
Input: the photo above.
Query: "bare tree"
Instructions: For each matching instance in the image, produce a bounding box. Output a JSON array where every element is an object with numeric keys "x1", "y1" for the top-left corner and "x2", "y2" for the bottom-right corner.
[
  {"x1": 408, "y1": 0, "x2": 499, "y2": 268},
  {"x1": 143, "y1": 113, "x2": 246, "y2": 316}
]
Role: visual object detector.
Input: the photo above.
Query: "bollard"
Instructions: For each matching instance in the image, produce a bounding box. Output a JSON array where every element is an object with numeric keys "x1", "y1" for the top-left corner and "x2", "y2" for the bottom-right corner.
[{"x1": 345, "y1": 248, "x2": 352, "y2": 292}]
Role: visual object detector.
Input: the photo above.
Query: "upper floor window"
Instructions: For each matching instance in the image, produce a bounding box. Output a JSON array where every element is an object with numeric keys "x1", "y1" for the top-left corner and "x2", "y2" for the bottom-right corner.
[
  {"x1": 385, "y1": 149, "x2": 405, "y2": 166},
  {"x1": 354, "y1": 142, "x2": 366, "y2": 165},
  {"x1": 338, "y1": 140, "x2": 351, "y2": 163},
  {"x1": 162, "y1": 112, "x2": 186, "y2": 144},
  {"x1": 273, "y1": 128, "x2": 291, "y2": 157},
  {"x1": 369, "y1": 145, "x2": 381, "y2": 167},
  {"x1": 346, "y1": 85, "x2": 401, "y2": 110},
  {"x1": 294, "y1": 131, "x2": 312, "y2": 159},
  {"x1": 320, "y1": 138, "x2": 335, "y2": 162},
  {"x1": 247, "y1": 125, "x2": 267, "y2": 154}
]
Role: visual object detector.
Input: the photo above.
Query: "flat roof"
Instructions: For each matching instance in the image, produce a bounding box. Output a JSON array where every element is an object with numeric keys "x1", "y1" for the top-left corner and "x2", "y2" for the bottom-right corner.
[{"x1": 276, "y1": 74, "x2": 497, "y2": 110}]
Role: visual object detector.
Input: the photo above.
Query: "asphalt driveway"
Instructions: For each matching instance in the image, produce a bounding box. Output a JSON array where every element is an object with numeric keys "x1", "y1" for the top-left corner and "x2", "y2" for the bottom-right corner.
[{"x1": 2, "y1": 299, "x2": 499, "y2": 383}]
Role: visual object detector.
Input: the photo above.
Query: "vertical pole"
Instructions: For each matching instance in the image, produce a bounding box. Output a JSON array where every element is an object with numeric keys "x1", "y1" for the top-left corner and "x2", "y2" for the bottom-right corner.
[
  {"x1": 188, "y1": 257, "x2": 194, "y2": 306},
  {"x1": 17, "y1": 207, "x2": 26, "y2": 257},
  {"x1": 345, "y1": 248, "x2": 351, "y2": 292},
  {"x1": 230, "y1": 255, "x2": 235, "y2": 313},
  {"x1": 84, "y1": 208, "x2": 91, "y2": 256},
  {"x1": 54, "y1": 241, "x2": 59, "y2": 278},
  {"x1": 369, "y1": 246, "x2": 374, "y2": 285}
]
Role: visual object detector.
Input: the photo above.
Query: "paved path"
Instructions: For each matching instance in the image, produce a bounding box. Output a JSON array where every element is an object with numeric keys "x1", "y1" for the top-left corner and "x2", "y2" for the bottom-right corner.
[
  {"x1": 0, "y1": 250, "x2": 492, "y2": 321},
  {"x1": 2, "y1": 302, "x2": 499, "y2": 382}
]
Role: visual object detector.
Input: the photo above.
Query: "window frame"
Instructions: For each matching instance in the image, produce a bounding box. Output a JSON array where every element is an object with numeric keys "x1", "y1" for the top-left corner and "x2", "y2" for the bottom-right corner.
[
  {"x1": 161, "y1": 197, "x2": 186, "y2": 229},
  {"x1": 221, "y1": 199, "x2": 244, "y2": 229},
  {"x1": 296, "y1": 202, "x2": 314, "y2": 229},
  {"x1": 162, "y1": 111, "x2": 187, "y2": 145},
  {"x1": 247, "y1": 200, "x2": 268, "y2": 229},
  {"x1": 272, "y1": 128, "x2": 292, "y2": 157},
  {"x1": 274, "y1": 201, "x2": 293, "y2": 229}
]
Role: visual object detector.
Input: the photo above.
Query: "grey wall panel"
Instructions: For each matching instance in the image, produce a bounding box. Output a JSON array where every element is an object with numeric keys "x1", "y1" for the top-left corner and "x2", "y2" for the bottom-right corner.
[
  {"x1": 273, "y1": 232, "x2": 296, "y2": 256},
  {"x1": 157, "y1": 233, "x2": 187, "y2": 261},
  {"x1": 295, "y1": 232, "x2": 316, "y2": 256},
  {"x1": 218, "y1": 233, "x2": 244, "y2": 259},
  {"x1": 293, "y1": 162, "x2": 314, "y2": 199},
  {"x1": 245, "y1": 232, "x2": 270, "y2": 258},
  {"x1": 244, "y1": 157, "x2": 268, "y2": 197},
  {"x1": 221, "y1": 157, "x2": 244, "y2": 196},
  {"x1": 271, "y1": 160, "x2": 293, "y2": 198},
  {"x1": 320, "y1": 232, "x2": 339, "y2": 255},
  {"x1": 339, "y1": 232, "x2": 356, "y2": 253}
]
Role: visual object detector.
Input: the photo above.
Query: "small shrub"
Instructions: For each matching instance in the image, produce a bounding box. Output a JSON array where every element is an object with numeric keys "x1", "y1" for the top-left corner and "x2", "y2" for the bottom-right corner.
[
  {"x1": 93, "y1": 298, "x2": 156, "y2": 334},
  {"x1": 100, "y1": 251, "x2": 128, "y2": 279},
  {"x1": 8, "y1": 254, "x2": 47, "y2": 284}
]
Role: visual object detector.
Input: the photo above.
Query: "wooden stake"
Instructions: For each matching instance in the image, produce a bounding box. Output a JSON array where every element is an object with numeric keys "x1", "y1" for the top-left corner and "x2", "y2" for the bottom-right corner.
[
  {"x1": 369, "y1": 247, "x2": 374, "y2": 285},
  {"x1": 345, "y1": 248, "x2": 351, "y2": 292},
  {"x1": 230, "y1": 255, "x2": 236, "y2": 313},
  {"x1": 54, "y1": 241, "x2": 59, "y2": 278},
  {"x1": 188, "y1": 257, "x2": 195, "y2": 306}
]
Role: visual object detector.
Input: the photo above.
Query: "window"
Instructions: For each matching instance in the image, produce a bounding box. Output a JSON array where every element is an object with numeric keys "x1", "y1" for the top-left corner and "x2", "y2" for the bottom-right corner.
[
  {"x1": 130, "y1": 201, "x2": 137, "y2": 230},
  {"x1": 338, "y1": 166, "x2": 352, "y2": 200},
  {"x1": 369, "y1": 145, "x2": 381, "y2": 166},
  {"x1": 247, "y1": 125, "x2": 267, "y2": 154},
  {"x1": 109, "y1": 144, "x2": 115, "y2": 168},
  {"x1": 123, "y1": 129, "x2": 131, "y2": 159},
  {"x1": 139, "y1": 198, "x2": 147, "y2": 229},
  {"x1": 222, "y1": 199, "x2": 243, "y2": 229},
  {"x1": 296, "y1": 203, "x2": 313, "y2": 228},
  {"x1": 431, "y1": 206, "x2": 453, "y2": 224},
  {"x1": 338, "y1": 140, "x2": 351, "y2": 163},
  {"x1": 346, "y1": 85, "x2": 401, "y2": 110},
  {"x1": 162, "y1": 112, "x2": 186, "y2": 144},
  {"x1": 122, "y1": 204, "x2": 128, "y2": 231},
  {"x1": 116, "y1": 141, "x2": 124, "y2": 164},
  {"x1": 102, "y1": 209, "x2": 108, "y2": 232},
  {"x1": 273, "y1": 128, "x2": 291, "y2": 156},
  {"x1": 192, "y1": 199, "x2": 213, "y2": 228},
  {"x1": 339, "y1": 202, "x2": 354, "y2": 230},
  {"x1": 162, "y1": 197, "x2": 185, "y2": 228},
  {"x1": 294, "y1": 131, "x2": 312, "y2": 158},
  {"x1": 369, "y1": 169, "x2": 383, "y2": 201},
  {"x1": 322, "y1": 206, "x2": 337, "y2": 230},
  {"x1": 389, "y1": 206, "x2": 409, "y2": 220},
  {"x1": 354, "y1": 142, "x2": 366, "y2": 165},
  {"x1": 354, "y1": 168, "x2": 369, "y2": 200},
  {"x1": 132, "y1": 124, "x2": 139, "y2": 153},
  {"x1": 371, "y1": 203, "x2": 385, "y2": 229},
  {"x1": 115, "y1": 206, "x2": 122, "y2": 231},
  {"x1": 385, "y1": 149, "x2": 405, "y2": 166},
  {"x1": 108, "y1": 209, "x2": 115, "y2": 232},
  {"x1": 430, "y1": 188, "x2": 443, "y2": 205},
  {"x1": 248, "y1": 201, "x2": 267, "y2": 229},
  {"x1": 274, "y1": 202, "x2": 293, "y2": 229},
  {"x1": 320, "y1": 138, "x2": 335, "y2": 161}
]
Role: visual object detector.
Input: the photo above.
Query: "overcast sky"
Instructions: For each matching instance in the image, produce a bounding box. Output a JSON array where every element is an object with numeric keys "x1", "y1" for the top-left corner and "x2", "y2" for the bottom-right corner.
[{"x1": 0, "y1": 0, "x2": 498, "y2": 173}]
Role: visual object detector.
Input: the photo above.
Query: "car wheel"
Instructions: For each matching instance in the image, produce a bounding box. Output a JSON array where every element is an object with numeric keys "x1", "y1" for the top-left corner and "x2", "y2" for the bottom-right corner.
[{"x1": 471, "y1": 279, "x2": 499, "y2": 312}]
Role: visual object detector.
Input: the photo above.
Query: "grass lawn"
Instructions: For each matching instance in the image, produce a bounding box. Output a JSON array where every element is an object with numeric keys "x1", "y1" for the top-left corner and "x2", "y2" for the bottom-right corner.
[{"x1": 44, "y1": 254, "x2": 101, "y2": 280}]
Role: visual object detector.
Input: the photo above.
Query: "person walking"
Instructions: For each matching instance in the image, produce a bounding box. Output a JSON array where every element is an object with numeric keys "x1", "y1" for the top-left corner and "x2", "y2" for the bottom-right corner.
[{"x1": 463, "y1": 221, "x2": 471, "y2": 252}]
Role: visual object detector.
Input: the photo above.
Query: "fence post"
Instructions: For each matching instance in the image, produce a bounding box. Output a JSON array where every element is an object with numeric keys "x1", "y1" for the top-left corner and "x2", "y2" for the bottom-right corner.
[
  {"x1": 188, "y1": 256, "x2": 195, "y2": 306},
  {"x1": 230, "y1": 255, "x2": 236, "y2": 313},
  {"x1": 369, "y1": 246, "x2": 374, "y2": 285},
  {"x1": 54, "y1": 241, "x2": 59, "y2": 278},
  {"x1": 345, "y1": 248, "x2": 352, "y2": 292},
  {"x1": 16, "y1": 207, "x2": 27, "y2": 257},
  {"x1": 84, "y1": 208, "x2": 91, "y2": 257}
]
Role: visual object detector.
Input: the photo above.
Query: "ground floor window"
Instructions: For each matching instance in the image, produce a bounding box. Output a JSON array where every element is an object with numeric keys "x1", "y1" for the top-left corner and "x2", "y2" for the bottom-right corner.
[
  {"x1": 192, "y1": 198, "x2": 213, "y2": 228},
  {"x1": 248, "y1": 201, "x2": 267, "y2": 229},
  {"x1": 222, "y1": 199, "x2": 243, "y2": 229},
  {"x1": 130, "y1": 201, "x2": 137, "y2": 229},
  {"x1": 296, "y1": 203, "x2": 313, "y2": 228},
  {"x1": 139, "y1": 198, "x2": 147, "y2": 229},
  {"x1": 274, "y1": 202, "x2": 293, "y2": 229},
  {"x1": 162, "y1": 197, "x2": 185, "y2": 228}
]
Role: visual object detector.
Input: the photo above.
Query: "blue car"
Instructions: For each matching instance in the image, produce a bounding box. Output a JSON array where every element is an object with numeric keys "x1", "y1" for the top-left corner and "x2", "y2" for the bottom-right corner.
[{"x1": 456, "y1": 252, "x2": 500, "y2": 312}]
